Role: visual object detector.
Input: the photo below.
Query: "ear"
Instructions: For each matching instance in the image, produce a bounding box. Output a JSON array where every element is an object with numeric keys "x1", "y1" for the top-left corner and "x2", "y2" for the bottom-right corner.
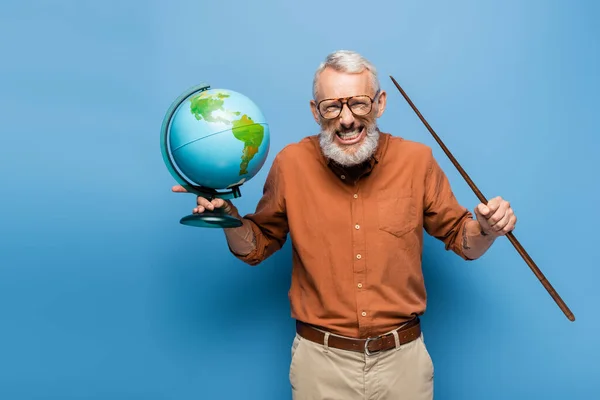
[
  {"x1": 310, "y1": 99, "x2": 320, "y2": 124},
  {"x1": 375, "y1": 90, "x2": 387, "y2": 118}
]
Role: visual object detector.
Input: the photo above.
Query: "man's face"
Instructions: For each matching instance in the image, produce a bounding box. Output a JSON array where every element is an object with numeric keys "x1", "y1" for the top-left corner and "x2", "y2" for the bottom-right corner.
[{"x1": 310, "y1": 67, "x2": 387, "y2": 166}]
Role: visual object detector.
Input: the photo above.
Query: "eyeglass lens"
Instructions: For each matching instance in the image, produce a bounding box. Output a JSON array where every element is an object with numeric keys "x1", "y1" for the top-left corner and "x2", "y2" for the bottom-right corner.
[{"x1": 319, "y1": 96, "x2": 373, "y2": 119}]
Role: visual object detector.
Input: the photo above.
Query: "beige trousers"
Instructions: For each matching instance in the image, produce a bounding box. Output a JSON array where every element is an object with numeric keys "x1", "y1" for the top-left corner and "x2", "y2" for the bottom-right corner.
[{"x1": 289, "y1": 330, "x2": 434, "y2": 400}]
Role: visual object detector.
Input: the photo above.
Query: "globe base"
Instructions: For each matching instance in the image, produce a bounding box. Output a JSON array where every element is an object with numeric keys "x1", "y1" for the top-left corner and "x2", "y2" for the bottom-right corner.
[{"x1": 179, "y1": 209, "x2": 243, "y2": 228}]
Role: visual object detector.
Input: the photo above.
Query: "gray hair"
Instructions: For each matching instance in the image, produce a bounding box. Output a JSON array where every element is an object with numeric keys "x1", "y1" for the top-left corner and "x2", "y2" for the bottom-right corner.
[{"x1": 312, "y1": 50, "x2": 380, "y2": 100}]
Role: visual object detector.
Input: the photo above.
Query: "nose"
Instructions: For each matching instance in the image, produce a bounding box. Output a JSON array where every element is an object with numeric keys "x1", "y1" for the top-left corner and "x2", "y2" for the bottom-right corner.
[{"x1": 338, "y1": 103, "x2": 355, "y2": 129}]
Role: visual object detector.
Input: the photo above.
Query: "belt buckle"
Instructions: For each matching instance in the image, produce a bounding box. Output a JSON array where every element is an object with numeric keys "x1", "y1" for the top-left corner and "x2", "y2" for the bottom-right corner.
[{"x1": 364, "y1": 336, "x2": 382, "y2": 356}]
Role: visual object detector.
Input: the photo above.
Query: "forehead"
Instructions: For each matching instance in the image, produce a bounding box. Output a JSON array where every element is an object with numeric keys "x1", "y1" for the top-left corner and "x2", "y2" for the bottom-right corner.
[{"x1": 316, "y1": 67, "x2": 374, "y2": 100}]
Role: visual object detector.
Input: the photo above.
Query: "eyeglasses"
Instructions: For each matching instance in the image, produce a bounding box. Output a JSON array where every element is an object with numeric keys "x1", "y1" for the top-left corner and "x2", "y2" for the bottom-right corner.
[{"x1": 317, "y1": 92, "x2": 379, "y2": 119}]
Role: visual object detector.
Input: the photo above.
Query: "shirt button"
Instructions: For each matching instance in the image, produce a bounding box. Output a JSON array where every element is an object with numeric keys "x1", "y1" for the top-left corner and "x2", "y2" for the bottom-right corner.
[
  {"x1": 340, "y1": 175, "x2": 346, "y2": 180},
  {"x1": 353, "y1": 194, "x2": 358, "y2": 199},
  {"x1": 361, "y1": 312, "x2": 367, "y2": 317},
  {"x1": 355, "y1": 224, "x2": 360, "y2": 230},
  {"x1": 357, "y1": 283, "x2": 363, "y2": 288},
  {"x1": 356, "y1": 254, "x2": 362, "y2": 260}
]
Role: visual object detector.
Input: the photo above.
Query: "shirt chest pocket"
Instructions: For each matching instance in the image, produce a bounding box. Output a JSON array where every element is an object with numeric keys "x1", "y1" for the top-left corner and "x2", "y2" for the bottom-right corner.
[{"x1": 376, "y1": 189, "x2": 417, "y2": 238}]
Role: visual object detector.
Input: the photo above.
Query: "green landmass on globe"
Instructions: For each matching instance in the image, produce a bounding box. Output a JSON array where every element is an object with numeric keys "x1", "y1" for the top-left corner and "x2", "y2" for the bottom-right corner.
[{"x1": 189, "y1": 91, "x2": 264, "y2": 175}]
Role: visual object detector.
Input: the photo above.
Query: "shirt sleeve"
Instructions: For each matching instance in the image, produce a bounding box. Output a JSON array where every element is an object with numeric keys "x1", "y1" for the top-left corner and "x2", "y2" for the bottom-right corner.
[
  {"x1": 229, "y1": 153, "x2": 289, "y2": 265},
  {"x1": 422, "y1": 148, "x2": 474, "y2": 260}
]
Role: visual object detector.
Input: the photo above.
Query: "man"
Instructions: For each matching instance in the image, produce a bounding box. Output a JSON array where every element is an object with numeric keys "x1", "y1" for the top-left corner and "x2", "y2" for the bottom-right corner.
[{"x1": 173, "y1": 50, "x2": 516, "y2": 399}]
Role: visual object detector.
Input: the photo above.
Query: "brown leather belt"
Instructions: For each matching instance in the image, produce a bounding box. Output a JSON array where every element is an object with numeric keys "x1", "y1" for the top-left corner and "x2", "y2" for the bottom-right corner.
[{"x1": 296, "y1": 317, "x2": 421, "y2": 355}]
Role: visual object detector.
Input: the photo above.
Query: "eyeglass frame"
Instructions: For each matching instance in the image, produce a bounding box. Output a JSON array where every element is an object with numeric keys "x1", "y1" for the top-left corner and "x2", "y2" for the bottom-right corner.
[{"x1": 315, "y1": 90, "x2": 381, "y2": 120}]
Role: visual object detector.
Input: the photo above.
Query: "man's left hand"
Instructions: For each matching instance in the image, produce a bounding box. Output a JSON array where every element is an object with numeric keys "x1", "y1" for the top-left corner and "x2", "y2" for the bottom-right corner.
[{"x1": 474, "y1": 196, "x2": 517, "y2": 237}]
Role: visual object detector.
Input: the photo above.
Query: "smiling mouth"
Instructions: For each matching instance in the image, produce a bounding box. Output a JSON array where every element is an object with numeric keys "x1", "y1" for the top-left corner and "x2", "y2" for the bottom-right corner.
[{"x1": 335, "y1": 126, "x2": 365, "y2": 144}]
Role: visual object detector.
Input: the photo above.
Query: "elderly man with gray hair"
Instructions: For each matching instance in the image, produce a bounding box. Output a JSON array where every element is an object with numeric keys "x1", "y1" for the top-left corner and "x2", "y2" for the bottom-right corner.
[{"x1": 173, "y1": 49, "x2": 516, "y2": 399}]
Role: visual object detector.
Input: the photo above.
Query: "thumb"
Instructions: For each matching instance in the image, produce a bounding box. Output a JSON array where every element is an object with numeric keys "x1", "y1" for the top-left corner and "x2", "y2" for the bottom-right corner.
[
  {"x1": 477, "y1": 203, "x2": 490, "y2": 217},
  {"x1": 172, "y1": 185, "x2": 188, "y2": 193}
]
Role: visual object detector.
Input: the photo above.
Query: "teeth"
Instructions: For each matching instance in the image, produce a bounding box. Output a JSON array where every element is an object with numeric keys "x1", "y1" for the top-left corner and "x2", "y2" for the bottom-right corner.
[{"x1": 337, "y1": 130, "x2": 360, "y2": 140}]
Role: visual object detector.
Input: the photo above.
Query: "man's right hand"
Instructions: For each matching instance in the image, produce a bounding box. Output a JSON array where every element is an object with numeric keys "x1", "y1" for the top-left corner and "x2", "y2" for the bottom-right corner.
[
  {"x1": 171, "y1": 185, "x2": 233, "y2": 215},
  {"x1": 172, "y1": 185, "x2": 255, "y2": 256}
]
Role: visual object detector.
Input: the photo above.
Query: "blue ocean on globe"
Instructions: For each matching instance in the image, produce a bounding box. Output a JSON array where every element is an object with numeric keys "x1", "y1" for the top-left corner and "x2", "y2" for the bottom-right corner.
[{"x1": 168, "y1": 88, "x2": 270, "y2": 190}]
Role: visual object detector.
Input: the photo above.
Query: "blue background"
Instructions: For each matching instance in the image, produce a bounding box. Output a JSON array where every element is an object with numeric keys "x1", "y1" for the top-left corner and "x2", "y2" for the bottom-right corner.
[{"x1": 1, "y1": 0, "x2": 598, "y2": 399}]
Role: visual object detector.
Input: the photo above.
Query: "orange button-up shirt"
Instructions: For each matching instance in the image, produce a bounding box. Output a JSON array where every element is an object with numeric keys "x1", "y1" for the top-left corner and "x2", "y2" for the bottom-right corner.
[{"x1": 231, "y1": 132, "x2": 473, "y2": 339}]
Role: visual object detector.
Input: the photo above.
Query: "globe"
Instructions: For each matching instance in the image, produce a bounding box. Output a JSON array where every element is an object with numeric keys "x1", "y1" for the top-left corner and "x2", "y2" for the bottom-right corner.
[{"x1": 160, "y1": 82, "x2": 270, "y2": 228}]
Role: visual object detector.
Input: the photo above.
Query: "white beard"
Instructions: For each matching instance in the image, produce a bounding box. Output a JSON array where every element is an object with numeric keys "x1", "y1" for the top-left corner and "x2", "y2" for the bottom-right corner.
[{"x1": 319, "y1": 123, "x2": 380, "y2": 167}]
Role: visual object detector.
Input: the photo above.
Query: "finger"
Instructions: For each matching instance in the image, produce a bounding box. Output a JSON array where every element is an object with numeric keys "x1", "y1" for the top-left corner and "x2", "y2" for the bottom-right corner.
[
  {"x1": 212, "y1": 198, "x2": 234, "y2": 214},
  {"x1": 193, "y1": 205, "x2": 205, "y2": 214},
  {"x1": 502, "y1": 215, "x2": 517, "y2": 234},
  {"x1": 211, "y1": 198, "x2": 227, "y2": 208},
  {"x1": 196, "y1": 197, "x2": 213, "y2": 209},
  {"x1": 486, "y1": 196, "x2": 503, "y2": 214},
  {"x1": 172, "y1": 185, "x2": 188, "y2": 193},
  {"x1": 491, "y1": 208, "x2": 511, "y2": 231},
  {"x1": 487, "y1": 202, "x2": 510, "y2": 227}
]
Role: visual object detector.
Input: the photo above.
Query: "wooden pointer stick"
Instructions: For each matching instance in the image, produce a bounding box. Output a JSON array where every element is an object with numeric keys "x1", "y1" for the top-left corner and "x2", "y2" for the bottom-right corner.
[{"x1": 389, "y1": 75, "x2": 575, "y2": 322}]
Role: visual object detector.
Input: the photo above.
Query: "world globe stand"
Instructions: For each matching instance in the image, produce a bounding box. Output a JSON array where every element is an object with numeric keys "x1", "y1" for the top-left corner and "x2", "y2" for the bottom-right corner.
[
  {"x1": 160, "y1": 82, "x2": 246, "y2": 229},
  {"x1": 178, "y1": 184, "x2": 243, "y2": 228}
]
